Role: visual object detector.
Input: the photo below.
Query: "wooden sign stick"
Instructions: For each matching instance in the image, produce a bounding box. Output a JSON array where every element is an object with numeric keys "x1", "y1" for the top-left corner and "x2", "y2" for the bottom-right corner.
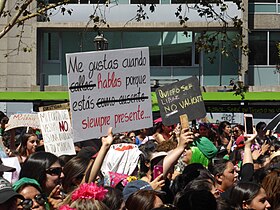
[{"x1": 180, "y1": 114, "x2": 189, "y2": 130}]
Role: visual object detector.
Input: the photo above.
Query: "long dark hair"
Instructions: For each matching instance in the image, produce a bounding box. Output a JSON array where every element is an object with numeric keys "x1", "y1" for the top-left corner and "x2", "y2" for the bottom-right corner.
[
  {"x1": 19, "y1": 151, "x2": 59, "y2": 192},
  {"x1": 228, "y1": 182, "x2": 261, "y2": 209},
  {"x1": 18, "y1": 133, "x2": 37, "y2": 157}
]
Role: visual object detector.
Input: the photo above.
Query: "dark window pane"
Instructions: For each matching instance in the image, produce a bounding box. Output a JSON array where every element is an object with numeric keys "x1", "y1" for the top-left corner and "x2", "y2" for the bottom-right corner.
[
  {"x1": 80, "y1": 0, "x2": 89, "y2": 3},
  {"x1": 249, "y1": 0, "x2": 275, "y2": 2},
  {"x1": 163, "y1": 32, "x2": 192, "y2": 66},
  {"x1": 130, "y1": 0, "x2": 159, "y2": 4},
  {"x1": 249, "y1": 31, "x2": 267, "y2": 65},
  {"x1": 45, "y1": 32, "x2": 59, "y2": 60},
  {"x1": 90, "y1": 0, "x2": 107, "y2": 3},
  {"x1": 269, "y1": 31, "x2": 280, "y2": 65}
]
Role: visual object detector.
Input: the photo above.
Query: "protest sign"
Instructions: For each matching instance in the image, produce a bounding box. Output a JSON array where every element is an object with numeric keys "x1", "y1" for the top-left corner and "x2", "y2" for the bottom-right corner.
[
  {"x1": 156, "y1": 76, "x2": 206, "y2": 126},
  {"x1": 38, "y1": 110, "x2": 76, "y2": 156},
  {"x1": 2, "y1": 157, "x2": 21, "y2": 184},
  {"x1": 66, "y1": 47, "x2": 153, "y2": 142},
  {"x1": 5, "y1": 113, "x2": 40, "y2": 131},
  {"x1": 39, "y1": 102, "x2": 70, "y2": 112}
]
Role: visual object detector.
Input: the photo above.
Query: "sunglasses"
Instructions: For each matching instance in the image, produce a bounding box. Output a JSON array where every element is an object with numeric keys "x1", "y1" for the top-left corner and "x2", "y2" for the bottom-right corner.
[
  {"x1": 19, "y1": 194, "x2": 46, "y2": 210},
  {"x1": 46, "y1": 167, "x2": 63, "y2": 176}
]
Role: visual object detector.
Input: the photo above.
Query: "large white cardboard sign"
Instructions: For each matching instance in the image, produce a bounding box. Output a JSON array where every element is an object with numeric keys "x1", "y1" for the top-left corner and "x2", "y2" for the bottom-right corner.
[
  {"x1": 38, "y1": 110, "x2": 76, "y2": 156},
  {"x1": 66, "y1": 47, "x2": 153, "y2": 142},
  {"x1": 5, "y1": 113, "x2": 40, "y2": 131}
]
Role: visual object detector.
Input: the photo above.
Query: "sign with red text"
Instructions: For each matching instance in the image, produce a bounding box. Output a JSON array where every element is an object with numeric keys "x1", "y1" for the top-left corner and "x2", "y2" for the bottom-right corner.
[
  {"x1": 5, "y1": 113, "x2": 40, "y2": 131},
  {"x1": 156, "y1": 76, "x2": 206, "y2": 126},
  {"x1": 66, "y1": 47, "x2": 153, "y2": 142},
  {"x1": 38, "y1": 110, "x2": 76, "y2": 156}
]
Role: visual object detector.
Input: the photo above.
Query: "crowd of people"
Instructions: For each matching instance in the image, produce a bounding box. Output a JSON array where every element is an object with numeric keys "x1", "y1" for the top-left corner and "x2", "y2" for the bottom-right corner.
[{"x1": 0, "y1": 110, "x2": 279, "y2": 210}]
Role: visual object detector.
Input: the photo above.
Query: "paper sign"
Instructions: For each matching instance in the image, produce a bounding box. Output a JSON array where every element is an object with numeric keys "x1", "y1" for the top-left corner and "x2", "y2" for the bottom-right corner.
[
  {"x1": 38, "y1": 110, "x2": 76, "y2": 156},
  {"x1": 156, "y1": 76, "x2": 206, "y2": 126},
  {"x1": 5, "y1": 113, "x2": 40, "y2": 131},
  {"x1": 66, "y1": 47, "x2": 153, "y2": 142},
  {"x1": 2, "y1": 157, "x2": 21, "y2": 184}
]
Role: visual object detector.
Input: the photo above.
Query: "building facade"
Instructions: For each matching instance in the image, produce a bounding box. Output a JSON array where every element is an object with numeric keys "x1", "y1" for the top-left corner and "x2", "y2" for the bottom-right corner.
[{"x1": 0, "y1": 0, "x2": 280, "y2": 92}]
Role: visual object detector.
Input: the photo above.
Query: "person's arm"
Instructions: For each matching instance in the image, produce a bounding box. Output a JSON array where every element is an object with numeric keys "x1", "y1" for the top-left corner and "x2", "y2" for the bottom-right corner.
[
  {"x1": 240, "y1": 129, "x2": 257, "y2": 182},
  {"x1": 162, "y1": 128, "x2": 194, "y2": 178},
  {"x1": 82, "y1": 127, "x2": 114, "y2": 184}
]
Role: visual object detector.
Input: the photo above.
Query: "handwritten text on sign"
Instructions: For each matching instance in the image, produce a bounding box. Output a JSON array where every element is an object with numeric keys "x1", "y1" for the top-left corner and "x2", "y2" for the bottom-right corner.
[
  {"x1": 156, "y1": 76, "x2": 206, "y2": 126},
  {"x1": 66, "y1": 47, "x2": 153, "y2": 142},
  {"x1": 38, "y1": 110, "x2": 76, "y2": 156},
  {"x1": 5, "y1": 113, "x2": 40, "y2": 131}
]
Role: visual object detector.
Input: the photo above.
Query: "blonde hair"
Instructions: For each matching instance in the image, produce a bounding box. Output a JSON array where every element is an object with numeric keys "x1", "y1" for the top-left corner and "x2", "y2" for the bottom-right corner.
[{"x1": 70, "y1": 198, "x2": 109, "y2": 210}]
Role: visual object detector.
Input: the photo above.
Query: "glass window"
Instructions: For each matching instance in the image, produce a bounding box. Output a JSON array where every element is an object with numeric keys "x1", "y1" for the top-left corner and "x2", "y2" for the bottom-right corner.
[
  {"x1": 123, "y1": 32, "x2": 161, "y2": 66},
  {"x1": 44, "y1": 32, "x2": 59, "y2": 61},
  {"x1": 248, "y1": 0, "x2": 275, "y2": 2},
  {"x1": 249, "y1": 31, "x2": 267, "y2": 65},
  {"x1": 130, "y1": 0, "x2": 159, "y2": 4},
  {"x1": 269, "y1": 31, "x2": 280, "y2": 65},
  {"x1": 163, "y1": 31, "x2": 192, "y2": 66}
]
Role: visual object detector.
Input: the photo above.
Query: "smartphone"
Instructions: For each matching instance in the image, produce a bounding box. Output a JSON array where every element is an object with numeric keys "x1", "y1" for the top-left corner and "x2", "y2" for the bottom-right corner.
[
  {"x1": 244, "y1": 114, "x2": 254, "y2": 136},
  {"x1": 153, "y1": 165, "x2": 163, "y2": 180}
]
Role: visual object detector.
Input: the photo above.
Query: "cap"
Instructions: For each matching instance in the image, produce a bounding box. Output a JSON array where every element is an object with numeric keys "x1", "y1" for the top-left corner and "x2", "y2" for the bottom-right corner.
[
  {"x1": 77, "y1": 146, "x2": 99, "y2": 160},
  {"x1": 122, "y1": 180, "x2": 153, "y2": 201},
  {"x1": 0, "y1": 158, "x2": 16, "y2": 173},
  {"x1": 0, "y1": 177, "x2": 24, "y2": 204},
  {"x1": 13, "y1": 177, "x2": 42, "y2": 192}
]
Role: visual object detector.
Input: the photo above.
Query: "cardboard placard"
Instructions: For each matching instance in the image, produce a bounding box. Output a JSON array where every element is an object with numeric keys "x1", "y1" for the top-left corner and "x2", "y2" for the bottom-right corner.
[
  {"x1": 66, "y1": 47, "x2": 153, "y2": 142},
  {"x1": 156, "y1": 76, "x2": 206, "y2": 126},
  {"x1": 38, "y1": 110, "x2": 76, "y2": 156},
  {"x1": 5, "y1": 113, "x2": 40, "y2": 131},
  {"x1": 39, "y1": 102, "x2": 70, "y2": 112}
]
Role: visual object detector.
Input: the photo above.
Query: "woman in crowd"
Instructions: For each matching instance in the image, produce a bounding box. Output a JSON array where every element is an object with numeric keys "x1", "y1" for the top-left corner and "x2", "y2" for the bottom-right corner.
[
  {"x1": 226, "y1": 182, "x2": 271, "y2": 210},
  {"x1": 13, "y1": 177, "x2": 48, "y2": 210},
  {"x1": 62, "y1": 156, "x2": 90, "y2": 194},
  {"x1": 19, "y1": 151, "x2": 65, "y2": 208},
  {"x1": 125, "y1": 190, "x2": 164, "y2": 210},
  {"x1": 218, "y1": 121, "x2": 232, "y2": 150},
  {"x1": 17, "y1": 133, "x2": 38, "y2": 164}
]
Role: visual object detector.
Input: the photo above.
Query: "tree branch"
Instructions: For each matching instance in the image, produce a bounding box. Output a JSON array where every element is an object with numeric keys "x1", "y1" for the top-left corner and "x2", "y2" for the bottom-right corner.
[
  {"x1": 0, "y1": 0, "x2": 69, "y2": 39},
  {"x1": 0, "y1": 0, "x2": 7, "y2": 17}
]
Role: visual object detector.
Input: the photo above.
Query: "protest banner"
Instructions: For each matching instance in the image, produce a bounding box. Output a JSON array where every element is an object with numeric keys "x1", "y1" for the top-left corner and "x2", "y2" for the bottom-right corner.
[
  {"x1": 66, "y1": 47, "x2": 153, "y2": 142},
  {"x1": 5, "y1": 113, "x2": 40, "y2": 131},
  {"x1": 156, "y1": 76, "x2": 206, "y2": 126},
  {"x1": 38, "y1": 110, "x2": 76, "y2": 156}
]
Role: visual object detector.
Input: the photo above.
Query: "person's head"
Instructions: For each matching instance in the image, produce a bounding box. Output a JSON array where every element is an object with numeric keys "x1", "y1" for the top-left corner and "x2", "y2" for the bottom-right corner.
[
  {"x1": 256, "y1": 122, "x2": 267, "y2": 136},
  {"x1": 19, "y1": 151, "x2": 63, "y2": 195},
  {"x1": 18, "y1": 133, "x2": 38, "y2": 157},
  {"x1": 227, "y1": 182, "x2": 270, "y2": 210},
  {"x1": 218, "y1": 121, "x2": 231, "y2": 136},
  {"x1": 209, "y1": 159, "x2": 238, "y2": 192},
  {"x1": 261, "y1": 169, "x2": 280, "y2": 210},
  {"x1": 13, "y1": 177, "x2": 46, "y2": 210},
  {"x1": 103, "y1": 186, "x2": 124, "y2": 210},
  {"x1": 127, "y1": 131, "x2": 137, "y2": 144},
  {"x1": 0, "y1": 177, "x2": 23, "y2": 210},
  {"x1": 199, "y1": 123, "x2": 210, "y2": 137},
  {"x1": 62, "y1": 156, "x2": 89, "y2": 193},
  {"x1": 66, "y1": 183, "x2": 109, "y2": 210},
  {"x1": 232, "y1": 124, "x2": 244, "y2": 139},
  {"x1": 185, "y1": 179, "x2": 219, "y2": 198},
  {"x1": 125, "y1": 190, "x2": 164, "y2": 210},
  {"x1": 174, "y1": 189, "x2": 217, "y2": 210}
]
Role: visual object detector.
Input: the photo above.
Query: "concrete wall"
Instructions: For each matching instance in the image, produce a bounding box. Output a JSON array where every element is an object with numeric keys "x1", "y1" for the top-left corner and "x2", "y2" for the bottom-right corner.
[{"x1": 0, "y1": 1, "x2": 37, "y2": 91}]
